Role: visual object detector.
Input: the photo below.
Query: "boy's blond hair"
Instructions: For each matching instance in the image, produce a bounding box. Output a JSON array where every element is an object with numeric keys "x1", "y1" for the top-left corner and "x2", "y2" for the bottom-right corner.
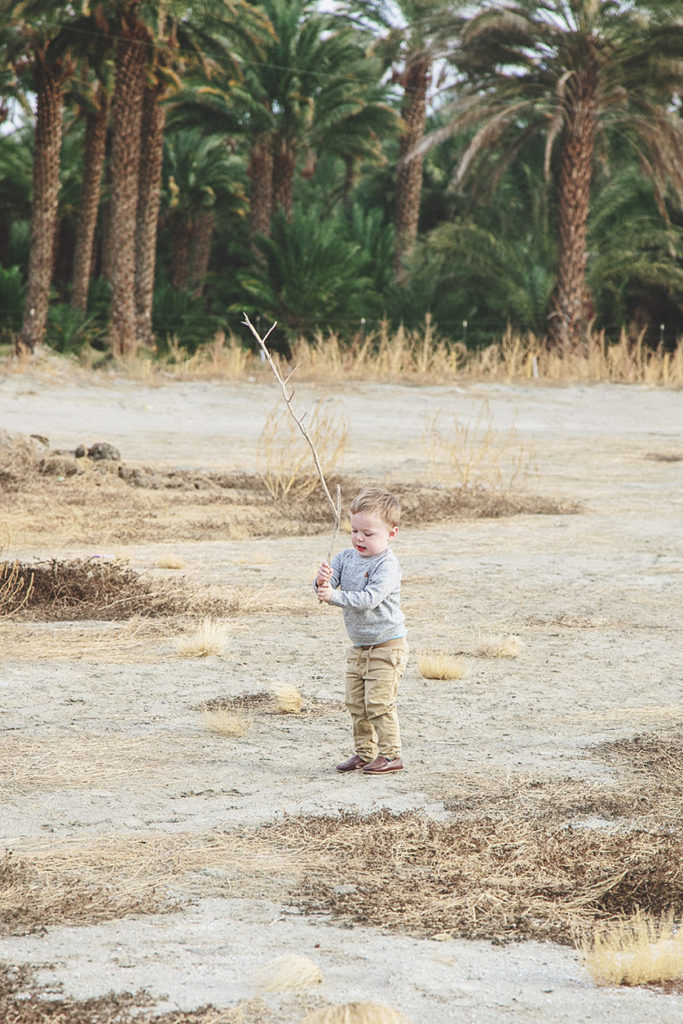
[{"x1": 350, "y1": 488, "x2": 401, "y2": 528}]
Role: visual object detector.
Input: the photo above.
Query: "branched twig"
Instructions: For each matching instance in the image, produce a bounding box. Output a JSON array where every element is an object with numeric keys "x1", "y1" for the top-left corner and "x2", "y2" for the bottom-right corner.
[{"x1": 242, "y1": 314, "x2": 341, "y2": 560}]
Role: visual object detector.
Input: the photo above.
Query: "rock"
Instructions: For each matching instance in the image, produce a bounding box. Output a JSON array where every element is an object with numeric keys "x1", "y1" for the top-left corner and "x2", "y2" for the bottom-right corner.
[
  {"x1": 87, "y1": 442, "x2": 121, "y2": 462},
  {"x1": 74, "y1": 444, "x2": 87, "y2": 458},
  {"x1": 38, "y1": 455, "x2": 80, "y2": 477}
]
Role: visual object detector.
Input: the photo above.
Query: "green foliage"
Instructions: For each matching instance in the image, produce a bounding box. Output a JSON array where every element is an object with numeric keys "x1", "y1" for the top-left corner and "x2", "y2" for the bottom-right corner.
[
  {"x1": 589, "y1": 166, "x2": 683, "y2": 339},
  {"x1": 46, "y1": 303, "x2": 104, "y2": 354},
  {"x1": 0, "y1": 265, "x2": 25, "y2": 342},
  {"x1": 238, "y1": 205, "x2": 377, "y2": 335},
  {"x1": 152, "y1": 282, "x2": 228, "y2": 352}
]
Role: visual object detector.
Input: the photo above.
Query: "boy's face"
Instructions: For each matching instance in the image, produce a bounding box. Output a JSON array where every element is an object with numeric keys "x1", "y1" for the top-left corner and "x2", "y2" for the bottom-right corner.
[{"x1": 350, "y1": 510, "x2": 398, "y2": 558}]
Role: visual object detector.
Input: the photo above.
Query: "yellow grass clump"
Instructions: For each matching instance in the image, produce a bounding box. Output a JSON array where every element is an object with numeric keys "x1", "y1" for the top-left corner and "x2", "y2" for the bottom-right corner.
[
  {"x1": 200, "y1": 705, "x2": 251, "y2": 737},
  {"x1": 301, "y1": 1002, "x2": 413, "y2": 1024},
  {"x1": 579, "y1": 911, "x2": 683, "y2": 988},
  {"x1": 175, "y1": 618, "x2": 229, "y2": 657},
  {"x1": 254, "y1": 954, "x2": 323, "y2": 993},
  {"x1": 272, "y1": 683, "x2": 303, "y2": 714},
  {"x1": 476, "y1": 633, "x2": 524, "y2": 658},
  {"x1": 155, "y1": 553, "x2": 186, "y2": 569},
  {"x1": 417, "y1": 651, "x2": 468, "y2": 680}
]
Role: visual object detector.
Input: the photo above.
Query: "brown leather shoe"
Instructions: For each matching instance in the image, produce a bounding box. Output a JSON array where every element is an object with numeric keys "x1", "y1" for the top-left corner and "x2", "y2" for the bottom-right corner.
[
  {"x1": 362, "y1": 755, "x2": 404, "y2": 774},
  {"x1": 336, "y1": 754, "x2": 369, "y2": 772}
]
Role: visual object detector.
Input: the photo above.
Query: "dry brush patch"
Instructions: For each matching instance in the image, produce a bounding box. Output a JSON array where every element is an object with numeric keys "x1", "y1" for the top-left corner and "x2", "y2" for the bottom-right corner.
[
  {"x1": 0, "y1": 962, "x2": 273, "y2": 1024},
  {"x1": 1, "y1": 426, "x2": 577, "y2": 549},
  {"x1": 1, "y1": 618, "x2": 173, "y2": 662},
  {"x1": 199, "y1": 691, "x2": 339, "y2": 720},
  {"x1": 0, "y1": 559, "x2": 236, "y2": 622},
  {"x1": 0, "y1": 851, "x2": 173, "y2": 936},
  {"x1": 267, "y1": 810, "x2": 682, "y2": 946},
  {"x1": 1, "y1": 830, "x2": 301, "y2": 936},
  {"x1": 262, "y1": 733, "x2": 683, "y2": 946}
]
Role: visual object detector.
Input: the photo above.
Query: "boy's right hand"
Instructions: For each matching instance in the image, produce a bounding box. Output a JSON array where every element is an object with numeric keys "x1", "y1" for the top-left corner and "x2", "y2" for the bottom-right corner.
[{"x1": 316, "y1": 562, "x2": 332, "y2": 587}]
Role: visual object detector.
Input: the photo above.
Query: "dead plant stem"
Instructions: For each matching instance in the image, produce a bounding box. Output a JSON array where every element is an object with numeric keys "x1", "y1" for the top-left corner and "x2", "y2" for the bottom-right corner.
[{"x1": 242, "y1": 314, "x2": 341, "y2": 560}]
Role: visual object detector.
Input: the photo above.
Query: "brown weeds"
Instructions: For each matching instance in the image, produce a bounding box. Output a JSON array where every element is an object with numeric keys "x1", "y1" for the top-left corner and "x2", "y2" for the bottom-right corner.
[
  {"x1": 0, "y1": 962, "x2": 271, "y2": 1024},
  {"x1": 0, "y1": 558, "x2": 226, "y2": 621}
]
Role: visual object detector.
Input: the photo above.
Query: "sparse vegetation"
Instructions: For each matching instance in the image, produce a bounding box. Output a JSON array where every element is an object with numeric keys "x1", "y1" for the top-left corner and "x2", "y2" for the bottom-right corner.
[
  {"x1": 423, "y1": 402, "x2": 532, "y2": 493},
  {"x1": 258, "y1": 402, "x2": 347, "y2": 502},
  {"x1": 271, "y1": 683, "x2": 303, "y2": 715}
]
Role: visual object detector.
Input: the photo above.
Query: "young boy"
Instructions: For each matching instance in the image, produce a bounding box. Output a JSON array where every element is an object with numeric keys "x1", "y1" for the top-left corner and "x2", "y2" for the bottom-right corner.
[{"x1": 315, "y1": 487, "x2": 408, "y2": 774}]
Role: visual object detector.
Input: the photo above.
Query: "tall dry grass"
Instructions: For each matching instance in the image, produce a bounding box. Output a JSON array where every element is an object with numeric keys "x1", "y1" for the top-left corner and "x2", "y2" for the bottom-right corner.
[
  {"x1": 258, "y1": 401, "x2": 347, "y2": 500},
  {"x1": 422, "y1": 401, "x2": 533, "y2": 492},
  {"x1": 160, "y1": 323, "x2": 683, "y2": 386},
  {"x1": 5, "y1": 322, "x2": 681, "y2": 385}
]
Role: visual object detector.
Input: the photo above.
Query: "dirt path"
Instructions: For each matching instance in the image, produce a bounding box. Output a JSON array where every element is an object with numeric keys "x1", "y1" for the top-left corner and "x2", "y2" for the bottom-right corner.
[{"x1": 1, "y1": 368, "x2": 682, "y2": 1023}]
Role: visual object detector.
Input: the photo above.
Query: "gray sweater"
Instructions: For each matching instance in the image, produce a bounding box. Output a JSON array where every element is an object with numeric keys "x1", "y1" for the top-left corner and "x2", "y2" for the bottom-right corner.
[{"x1": 319, "y1": 547, "x2": 406, "y2": 646}]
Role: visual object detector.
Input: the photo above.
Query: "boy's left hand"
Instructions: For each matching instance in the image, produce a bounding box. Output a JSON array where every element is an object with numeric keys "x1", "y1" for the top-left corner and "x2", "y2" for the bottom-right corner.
[{"x1": 317, "y1": 580, "x2": 332, "y2": 603}]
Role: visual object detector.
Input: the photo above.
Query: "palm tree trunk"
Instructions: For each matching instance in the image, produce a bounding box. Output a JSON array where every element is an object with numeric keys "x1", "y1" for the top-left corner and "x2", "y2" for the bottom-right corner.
[
  {"x1": 170, "y1": 213, "x2": 193, "y2": 290},
  {"x1": 394, "y1": 59, "x2": 429, "y2": 278},
  {"x1": 189, "y1": 210, "x2": 214, "y2": 297},
  {"x1": 549, "y1": 64, "x2": 599, "y2": 348},
  {"x1": 107, "y1": 22, "x2": 148, "y2": 356},
  {"x1": 18, "y1": 53, "x2": 65, "y2": 352},
  {"x1": 71, "y1": 85, "x2": 109, "y2": 313},
  {"x1": 135, "y1": 84, "x2": 166, "y2": 346},
  {"x1": 272, "y1": 137, "x2": 296, "y2": 221},
  {"x1": 248, "y1": 133, "x2": 274, "y2": 241}
]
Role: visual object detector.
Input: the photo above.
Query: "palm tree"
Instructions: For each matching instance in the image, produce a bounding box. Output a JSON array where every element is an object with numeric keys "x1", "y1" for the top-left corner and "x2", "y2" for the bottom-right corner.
[
  {"x1": 70, "y1": 77, "x2": 111, "y2": 312},
  {"x1": 345, "y1": 0, "x2": 466, "y2": 276},
  {"x1": 162, "y1": 128, "x2": 247, "y2": 292},
  {"x1": 431, "y1": 0, "x2": 683, "y2": 346},
  {"x1": 241, "y1": 0, "x2": 395, "y2": 229},
  {"x1": 1, "y1": 1, "x2": 78, "y2": 351}
]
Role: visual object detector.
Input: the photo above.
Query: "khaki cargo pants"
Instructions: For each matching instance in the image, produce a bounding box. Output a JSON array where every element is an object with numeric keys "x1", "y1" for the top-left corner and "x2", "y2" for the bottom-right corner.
[{"x1": 344, "y1": 638, "x2": 409, "y2": 762}]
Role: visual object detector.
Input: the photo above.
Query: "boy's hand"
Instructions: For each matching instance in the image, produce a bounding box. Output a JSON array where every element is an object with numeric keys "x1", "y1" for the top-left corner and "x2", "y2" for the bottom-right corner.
[
  {"x1": 316, "y1": 562, "x2": 332, "y2": 586},
  {"x1": 317, "y1": 580, "x2": 332, "y2": 604}
]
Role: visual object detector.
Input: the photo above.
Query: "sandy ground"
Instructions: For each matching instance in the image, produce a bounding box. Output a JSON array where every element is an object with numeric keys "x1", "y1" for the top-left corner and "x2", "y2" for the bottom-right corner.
[{"x1": 0, "y1": 365, "x2": 682, "y2": 1023}]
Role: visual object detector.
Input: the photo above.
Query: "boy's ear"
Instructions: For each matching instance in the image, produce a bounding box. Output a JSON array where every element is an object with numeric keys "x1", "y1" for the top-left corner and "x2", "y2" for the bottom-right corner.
[{"x1": 389, "y1": 524, "x2": 399, "y2": 540}]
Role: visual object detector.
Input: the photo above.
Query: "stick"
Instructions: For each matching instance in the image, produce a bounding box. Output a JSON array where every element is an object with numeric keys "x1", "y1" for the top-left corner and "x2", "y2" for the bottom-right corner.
[{"x1": 242, "y1": 314, "x2": 342, "y2": 562}]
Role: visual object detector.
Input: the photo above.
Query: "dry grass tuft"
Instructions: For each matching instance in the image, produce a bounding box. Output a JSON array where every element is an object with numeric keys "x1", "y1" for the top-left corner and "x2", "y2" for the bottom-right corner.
[
  {"x1": 175, "y1": 618, "x2": 230, "y2": 657},
  {"x1": 155, "y1": 553, "x2": 187, "y2": 569},
  {"x1": 161, "y1": 331, "x2": 255, "y2": 381},
  {"x1": 579, "y1": 910, "x2": 683, "y2": 988},
  {"x1": 271, "y1": 683, "x2": 303, "y2": 714},
  {"x1": 475, "y1": 633, "x2": 524, "y2": 658},
  {"x1": 254, "y1": 953, "x2": 323, "y2": 993},
  {"x1": 301, "y1": 1002, "x2": 412, "y2": 1024},
  {"x1": 201, "y1": 704, "x2": 251, "y2": 737},
  {"x1": 417, "y1": 651, "x2": 468, "y2": 680}
]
